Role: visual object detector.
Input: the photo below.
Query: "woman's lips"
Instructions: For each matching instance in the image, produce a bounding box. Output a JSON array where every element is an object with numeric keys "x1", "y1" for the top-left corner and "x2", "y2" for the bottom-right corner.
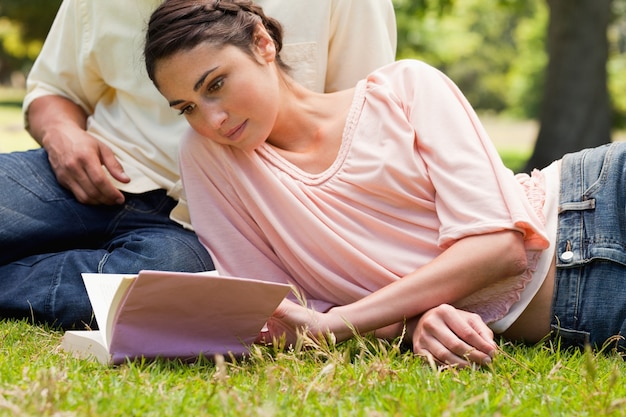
[{"x1": 225, "y1": 120, "x2": 247, "y2": 141}]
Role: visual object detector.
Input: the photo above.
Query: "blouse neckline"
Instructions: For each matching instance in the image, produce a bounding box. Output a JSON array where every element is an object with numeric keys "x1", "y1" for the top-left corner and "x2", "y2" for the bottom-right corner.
[{"x1": 256, "y1": 80, "x2": 367, "y2": 186}]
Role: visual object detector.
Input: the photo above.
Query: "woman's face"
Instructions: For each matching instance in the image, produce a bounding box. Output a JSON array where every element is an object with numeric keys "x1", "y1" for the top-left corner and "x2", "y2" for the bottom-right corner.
[{"x1": 154, "y1": 34, "x2": 280, "y2": 151}]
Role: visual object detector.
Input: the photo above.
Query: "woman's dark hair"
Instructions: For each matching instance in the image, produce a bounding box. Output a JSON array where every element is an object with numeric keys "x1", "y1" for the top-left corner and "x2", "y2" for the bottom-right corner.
[{"x1": 144, "y1": 0, "x2": 287, "y2": 86}]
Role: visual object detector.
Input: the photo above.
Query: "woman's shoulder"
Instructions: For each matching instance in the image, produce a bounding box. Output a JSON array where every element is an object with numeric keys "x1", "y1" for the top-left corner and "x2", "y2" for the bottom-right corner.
[
  {"x1": 363, "y1": 59, "x2": 448, "y2": 104},
  {"x1": 368, "y1": 59, "x2": 441, "y2": 80},
  {"x1": 365, "y1": 60, "x2": 446, "y2": 93}
]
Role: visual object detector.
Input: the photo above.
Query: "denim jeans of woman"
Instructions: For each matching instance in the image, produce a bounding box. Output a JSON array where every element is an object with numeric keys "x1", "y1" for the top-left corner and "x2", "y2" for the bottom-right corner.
[
  {"x1": 552, "y1": 142, "x2": 626, "y2": 352},
  {"x1": 0, "y1": 148, "x2": 214, "y2": 329}
]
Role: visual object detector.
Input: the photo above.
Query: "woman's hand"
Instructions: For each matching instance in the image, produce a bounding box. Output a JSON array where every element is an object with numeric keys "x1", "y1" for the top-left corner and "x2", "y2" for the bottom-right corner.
[
  {"x1": 411, "y1": 304, "x2": 497, "y2": 368},
  {"x1": 257, "y1": 299, "x2": 333, "y2": 347}
]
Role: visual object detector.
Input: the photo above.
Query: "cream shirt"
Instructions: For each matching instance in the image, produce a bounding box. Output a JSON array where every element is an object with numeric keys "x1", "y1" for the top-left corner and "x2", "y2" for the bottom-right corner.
[
  {"x1": 179, "y1": 60, "x2": 553, "y2": 326},
  {"x1": 23, "y1": 0, "x2": 397, "y2": 225}
]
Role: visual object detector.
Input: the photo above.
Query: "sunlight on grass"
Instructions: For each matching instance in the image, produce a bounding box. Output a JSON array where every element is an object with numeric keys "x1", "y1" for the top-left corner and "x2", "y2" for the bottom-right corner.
[
  {"x1": 1, "y1": 319, "x2": 625, "y2": 416},
  {"x1": 0, "y1": 106, "x2": 38, "y2": 152},
  {"x1": 0, "y1": 88, "x2": 39, "y2": 152}
]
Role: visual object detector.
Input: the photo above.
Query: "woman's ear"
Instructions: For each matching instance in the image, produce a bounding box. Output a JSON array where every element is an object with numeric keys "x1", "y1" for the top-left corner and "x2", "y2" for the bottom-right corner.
[{"x1": 254, "y1": 24, "x2": 276, "y2": 63}]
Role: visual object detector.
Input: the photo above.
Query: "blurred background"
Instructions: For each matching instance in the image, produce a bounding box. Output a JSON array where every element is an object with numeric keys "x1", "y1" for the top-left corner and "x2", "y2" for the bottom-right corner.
[{"x1": 1, "y1": 0, "x2": 625, "y2": 172}]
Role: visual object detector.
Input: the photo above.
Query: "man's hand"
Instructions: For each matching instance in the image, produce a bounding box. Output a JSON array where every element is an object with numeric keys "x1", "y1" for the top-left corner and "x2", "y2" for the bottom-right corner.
[
  {"x1": 412, "y1": 304, "x2": 497, "y2": 368},
  {"x1": 44, "y1": 124, "x2": 129, "y2": 205},
  {"x1": 27, "y1": 95, "x2": 130, "y2": 205}
]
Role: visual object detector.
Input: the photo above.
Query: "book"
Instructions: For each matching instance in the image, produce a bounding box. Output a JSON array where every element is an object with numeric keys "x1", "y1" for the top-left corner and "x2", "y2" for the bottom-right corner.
[{"x1": 60, "y1": 270, "x2": 292, "y2": 365}]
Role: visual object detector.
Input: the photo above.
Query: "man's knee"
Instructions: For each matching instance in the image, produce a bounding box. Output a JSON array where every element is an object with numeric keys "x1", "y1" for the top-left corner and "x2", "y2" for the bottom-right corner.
[{"x1": 104, "y1": 229, "x2": 214, "y2": 272}]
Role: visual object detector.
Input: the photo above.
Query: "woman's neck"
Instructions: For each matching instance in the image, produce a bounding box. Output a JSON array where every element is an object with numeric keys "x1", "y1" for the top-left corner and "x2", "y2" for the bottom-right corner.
[{"x1": 267, "y1": 79, "x2": 355, "y2": 174}]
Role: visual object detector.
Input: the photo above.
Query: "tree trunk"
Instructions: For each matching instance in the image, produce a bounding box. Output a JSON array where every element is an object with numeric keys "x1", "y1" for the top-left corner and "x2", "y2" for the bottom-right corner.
[{"x1": 523, "y1": 0, "x2": 612, "y2": 172}]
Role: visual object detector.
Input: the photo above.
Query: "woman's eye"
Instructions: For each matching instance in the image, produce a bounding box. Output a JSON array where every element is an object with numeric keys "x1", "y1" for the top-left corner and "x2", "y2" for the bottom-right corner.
[
  {"x1": 178, "y1": 104, "x2": 196, "y2": 115},
  {"x1": 208, "y1": 78, "x2": 224, "y2": 93}
]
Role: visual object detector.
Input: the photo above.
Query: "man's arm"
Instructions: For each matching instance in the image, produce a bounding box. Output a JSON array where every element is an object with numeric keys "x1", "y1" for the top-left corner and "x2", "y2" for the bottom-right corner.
[
  {"x1": 26, "y1": 95, "x2": 88, "y2": 147},
  {"x1": 26, "y1": 95, "x2": 129, "y2": 205},
  {"x1": 23, "y1": 0, "x2": 129, "y2": 205},
  {"x1": 326, "y1": 0, "x2": 397, "y2": 91}
]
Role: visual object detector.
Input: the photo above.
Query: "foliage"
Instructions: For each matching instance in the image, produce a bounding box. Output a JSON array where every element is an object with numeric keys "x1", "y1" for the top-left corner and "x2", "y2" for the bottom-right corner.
[
  {"x1": 504, "y1": 3, "x2": 548, "y2": 119},
  {"x1": 0, "y1": 19, "x2": 38, "y2": 85},
  {"x1": 609, "y1": 0, "x2": 626, "y2": 127},
  {"x1": 0, "y1": 0, "x2": 61, "y2": 84},
  {"x1": 393, "y1": 0, "x2": 626, "y2": 126},
  {"x1": 0, "y1": 0, "x2": 62, "y2": 41},
  {"x1": 609, "y1": 55, "x2": 626, "y2": 128},
  {"x1": 393, "y1": 0, "x2": 455, "y2": 18},
  {"x1": 1, "y1": 319, "x2": 626, "y2": 416},
  {"x1": 393, "y1": 0, "x2": 548, "y2": 118}
]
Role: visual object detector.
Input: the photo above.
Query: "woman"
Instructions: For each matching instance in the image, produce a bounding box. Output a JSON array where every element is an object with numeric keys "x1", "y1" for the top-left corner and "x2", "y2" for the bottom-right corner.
[{"x1": 144, "y1": 0, "x2": 626, "y2": 367}]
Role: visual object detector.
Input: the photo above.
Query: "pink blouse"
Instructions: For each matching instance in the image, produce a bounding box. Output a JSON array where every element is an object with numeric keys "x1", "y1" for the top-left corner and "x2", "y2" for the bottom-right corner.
[{"x1": 179, "y1": 60, "x2": 550, "y2": 323}]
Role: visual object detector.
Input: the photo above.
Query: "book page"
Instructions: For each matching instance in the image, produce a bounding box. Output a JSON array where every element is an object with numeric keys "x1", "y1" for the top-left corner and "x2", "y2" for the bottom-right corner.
[
  {"x1": 81, "y1": 273, "x2": 136, "y2": 349},
  {"x1": 109, "y1": 270, "x2": 292, "y2": 364},
  {"x1": 61, "y1": 330, "x2": 111, "y2": 365}
]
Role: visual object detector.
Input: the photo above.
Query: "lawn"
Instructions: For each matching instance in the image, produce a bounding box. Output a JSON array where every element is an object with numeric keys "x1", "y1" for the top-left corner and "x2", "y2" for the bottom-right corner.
[
  {"x1": 2, "y1": 88, "x2": 625, "y2": 416},
  {"x1": 1, "y1": 319, "x2": 625, "y2": 416},
  {"x1": 0, "y1": 88, "x2": 38, "y2": 152}
]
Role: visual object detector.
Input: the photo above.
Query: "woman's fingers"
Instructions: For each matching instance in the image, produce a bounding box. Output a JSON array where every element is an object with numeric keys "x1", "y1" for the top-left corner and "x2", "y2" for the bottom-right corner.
[{"x1": 412, "y1": 304, "x2": 497, "y2": 367}]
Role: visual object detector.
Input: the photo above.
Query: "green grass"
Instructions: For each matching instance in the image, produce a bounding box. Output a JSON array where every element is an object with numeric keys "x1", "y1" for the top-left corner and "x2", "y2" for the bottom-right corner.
[
  {"x1": 1, "y1": 319, "x2": 625, "y2": 416},
  {"x1": 499, "y1": 149, "x2": 532, "y2": 173}
]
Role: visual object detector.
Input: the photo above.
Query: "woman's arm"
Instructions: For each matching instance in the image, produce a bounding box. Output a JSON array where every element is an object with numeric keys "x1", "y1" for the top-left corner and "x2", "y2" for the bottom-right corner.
[
  {"x1": 325, "y1": 230, "x2": 526, "y2": 339},
  {"x1": 266, "y1": 229, "x2": 526, "y2": 345}
]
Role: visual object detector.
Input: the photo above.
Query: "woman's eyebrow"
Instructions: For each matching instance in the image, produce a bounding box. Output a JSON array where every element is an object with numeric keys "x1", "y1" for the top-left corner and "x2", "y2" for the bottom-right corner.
[
  {"x1": 194, "y1": 67, "x2": 219, "y2": 92},
  {"x1": 167, "y1": 66, "x2": 220, "y2": 107}
]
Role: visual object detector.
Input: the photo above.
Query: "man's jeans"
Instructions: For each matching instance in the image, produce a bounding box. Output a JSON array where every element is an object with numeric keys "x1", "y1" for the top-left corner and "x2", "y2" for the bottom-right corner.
[{"x1": 0, "y1": 149, "x2": 214, "y2": 329}]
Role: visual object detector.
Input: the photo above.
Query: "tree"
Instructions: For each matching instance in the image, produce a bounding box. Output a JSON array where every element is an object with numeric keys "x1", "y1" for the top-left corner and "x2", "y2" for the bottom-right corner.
[{"x1": 523, "y1": 0, "x2": 613, "y2": 171}]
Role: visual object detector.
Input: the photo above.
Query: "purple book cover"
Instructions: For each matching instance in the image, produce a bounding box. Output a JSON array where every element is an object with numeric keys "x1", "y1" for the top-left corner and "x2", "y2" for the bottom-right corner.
[{"x1": 109, "y1": 270, "x2": 291, "y2": 364}]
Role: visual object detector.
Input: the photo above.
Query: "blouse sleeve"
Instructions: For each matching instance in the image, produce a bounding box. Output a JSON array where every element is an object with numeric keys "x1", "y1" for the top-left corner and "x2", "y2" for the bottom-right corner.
[
  {"x1": 179, "y1": 131, "x2": 295, "y2": 284},
  {"x1": 369, "y1": 60, "x2": 548, "y2": 250},
  {"x1": 179, "y1": 132, "x2": 339, "y2": 312}
]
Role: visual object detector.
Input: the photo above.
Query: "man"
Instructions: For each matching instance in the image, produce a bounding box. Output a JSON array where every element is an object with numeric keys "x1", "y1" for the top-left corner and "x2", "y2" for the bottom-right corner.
[{"x1": 0, "y1": 0, "x2": 396, "y2": 329}]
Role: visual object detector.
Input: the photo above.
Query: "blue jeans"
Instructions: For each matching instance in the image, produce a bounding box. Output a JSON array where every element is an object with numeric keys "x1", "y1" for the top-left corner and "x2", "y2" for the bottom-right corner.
[
  {"x1": 551, "y1": 142, "x2": 626, "y2": 351},
  {"x1": 0, "y1": 149, "x2": 214, "y2": 329}
]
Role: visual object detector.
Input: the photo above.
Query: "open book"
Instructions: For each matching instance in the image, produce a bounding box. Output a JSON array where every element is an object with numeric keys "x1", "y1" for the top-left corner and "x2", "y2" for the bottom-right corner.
[{"x1": 60, "y1": 270, "x2": 292, "y2": 365}]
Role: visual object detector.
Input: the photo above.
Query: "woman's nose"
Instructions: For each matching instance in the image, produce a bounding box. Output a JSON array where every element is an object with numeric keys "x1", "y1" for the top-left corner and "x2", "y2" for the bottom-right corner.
[{"x1": 202, "y1": 103, "x2": 228, "y2": 130}]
